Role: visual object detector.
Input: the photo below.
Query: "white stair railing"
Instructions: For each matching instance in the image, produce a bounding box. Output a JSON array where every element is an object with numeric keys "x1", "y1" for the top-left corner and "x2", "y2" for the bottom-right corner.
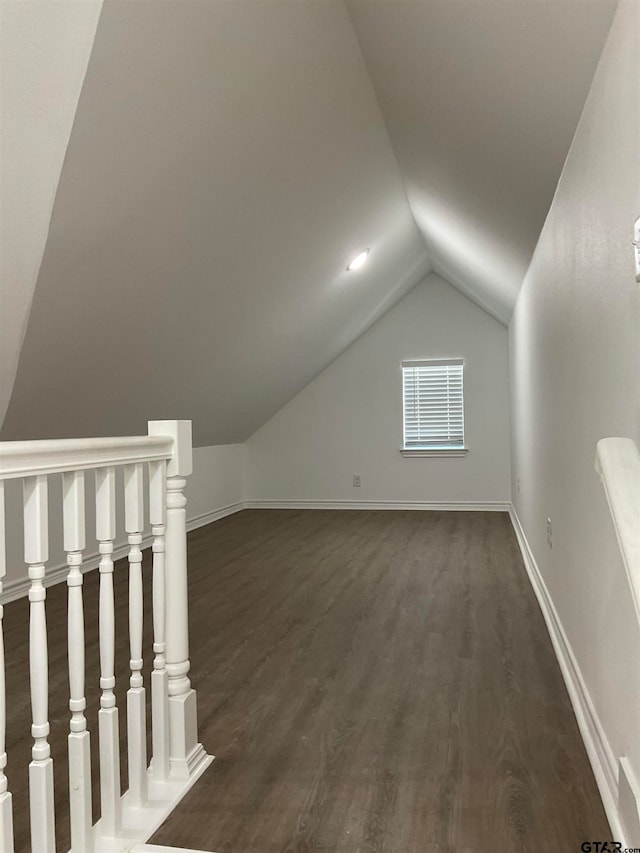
[
  {"x1": 0, "y1": 420, "x2": 213, "y2": 853},
  {"x1": 149, "y1": 459, "x2": 169, "y2": 784},
  {"x1": 595, "y1": 436, "x2": 640, "y2": 841},
  {"x1": 96, "y1": 465, "x2": 122, "y2": 840},
  {"x1": 594, "y1": 437, "x2": 640, "y2": 619},
  {"x1": 0, "y1": 482, "x2": 13, "y2": 851}
]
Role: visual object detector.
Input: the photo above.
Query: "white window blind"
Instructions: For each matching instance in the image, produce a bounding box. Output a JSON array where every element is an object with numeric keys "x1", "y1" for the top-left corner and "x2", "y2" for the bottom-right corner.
[{"x1": 402, "y1": 359, "x2": 465, "y2": 450}]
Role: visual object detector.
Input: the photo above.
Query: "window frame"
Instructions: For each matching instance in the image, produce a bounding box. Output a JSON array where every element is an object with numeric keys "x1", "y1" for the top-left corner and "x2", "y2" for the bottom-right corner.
[{"x1": 400, "y1": 358, "x2": 468, "y2": 458}]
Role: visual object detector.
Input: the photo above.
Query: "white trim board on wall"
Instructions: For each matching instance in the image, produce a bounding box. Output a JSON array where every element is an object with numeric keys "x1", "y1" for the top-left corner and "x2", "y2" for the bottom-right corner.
[
  {"x1": 132, "y1": 845, "x2": 213, "y2": 853},
  {"x1": 245, "y1": 500, "x2": 510, "y2": 512},
  {"x1": 0, "y1": 501, "x2": 244, "y2": 604},
  {"x1": 509, "y1": 506, "x2": 628, "y2": 844},
  {"x1": 1, "y1": 500, "x2": 510, "y2": 603},
  {"x1": 245, "y1": 276, "x2": 512, "y2": 508}
]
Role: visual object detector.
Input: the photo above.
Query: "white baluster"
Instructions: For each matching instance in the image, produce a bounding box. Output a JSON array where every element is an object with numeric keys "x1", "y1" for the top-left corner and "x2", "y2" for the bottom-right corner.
[
  {"x1": 23, "y1": 475, "x2": 55, "y2": 852},
  {"x1": 0, "y1": 482, "x2": 14, "y2": 852},
  {"x1": 63, "y1": 470, "x2": 93, "y2": 852},
  {"x1": 124, "y1": 462, "x2": 147, "y2": 806},
  {"x1": 95, "y1": 466, "x2": 121, "y2": 836},
  {"x1": 148, "y1": 421, "x2": 207, "y2": 781},
  {"x1": 149, "y1": 459, "x2": 169, "y2": 782}
]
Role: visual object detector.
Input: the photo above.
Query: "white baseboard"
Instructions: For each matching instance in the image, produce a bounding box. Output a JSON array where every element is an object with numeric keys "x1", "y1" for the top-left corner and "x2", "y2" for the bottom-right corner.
[
  {"x1": 245, "y1": 499, "x2": 510, "y2": 512},
  {"x1": 1, "y1": 502, "x2": 245, "y2": 605},
  {"x1": 2, "y1": 498, "x2": 505, "y2": 602},
  {"x1": 186, "y1": 501, "x2": 245, "y2": 532},
  {"x1": 619, "y1": 757, "x2": 640, "y2": 844},
  {"x1": 132, "y1": 846, "x2": 212, "y2": 853},
  {"x1": 509, "y1": 505, "x2": 626, "y2": 843}
]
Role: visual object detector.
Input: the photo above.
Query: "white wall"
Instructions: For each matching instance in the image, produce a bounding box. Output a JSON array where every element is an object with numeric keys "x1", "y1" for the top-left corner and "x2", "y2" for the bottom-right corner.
[
  {"x1": 0, "y1": 0, "x2": 103, "y2": 429},
  {"x1": 509, "y1": 0, "x2": 640, "y2": 839},
  {"x1": 185, "y1": 444, "x2": 244, "y2": 523},
  {"x1": 246, "y1": 273, "x2": 511, "y2": 506},
  {"x1": 1, "y1": 443, "x2": 244, "y2": 600}
]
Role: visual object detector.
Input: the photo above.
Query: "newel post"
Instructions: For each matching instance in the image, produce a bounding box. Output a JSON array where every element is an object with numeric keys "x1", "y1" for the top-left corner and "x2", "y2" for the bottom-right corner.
[{"x1": 148, "y1": 421, "x2": 207, "y2": 780}]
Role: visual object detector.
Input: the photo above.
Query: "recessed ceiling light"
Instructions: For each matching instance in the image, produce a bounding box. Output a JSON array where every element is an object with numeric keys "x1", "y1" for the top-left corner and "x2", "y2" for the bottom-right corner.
[{"x1": 347, "y1": 249, "x2": 369, "y2": 271}]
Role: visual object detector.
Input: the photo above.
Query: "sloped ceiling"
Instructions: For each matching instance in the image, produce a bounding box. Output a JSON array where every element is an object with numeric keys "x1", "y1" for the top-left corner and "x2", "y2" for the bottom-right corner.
[
  {"x1": 1, "y1": 0, "x2": 616, "y2": 445},
  {"x1": 0, "y1": 0, "x2": 103, "y2": 429},
  {"x1": 346, "y1": 0, "x2": 618, "y2": 322},
  {"x1": 1, "y1": 0, "x2": 428, "y2": 445}
]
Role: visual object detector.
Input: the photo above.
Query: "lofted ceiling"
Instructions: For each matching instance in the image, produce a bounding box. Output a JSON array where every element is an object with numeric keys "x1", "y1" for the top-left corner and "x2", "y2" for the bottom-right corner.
[
  {"x1": 0, "y1": 0, "x2": 103, "y2": 431},
  {"x1": 0, "y1": 0, "x2": 616, "y2": 445},
  {"x1": 346, "y1": 0, "x2": 618, "y2": 322}
]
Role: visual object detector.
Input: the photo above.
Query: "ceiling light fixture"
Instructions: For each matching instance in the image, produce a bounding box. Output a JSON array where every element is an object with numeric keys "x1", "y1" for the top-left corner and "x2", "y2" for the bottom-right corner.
[{"x1": 347, "y1": 249, "x2": 369, "y2": 271}]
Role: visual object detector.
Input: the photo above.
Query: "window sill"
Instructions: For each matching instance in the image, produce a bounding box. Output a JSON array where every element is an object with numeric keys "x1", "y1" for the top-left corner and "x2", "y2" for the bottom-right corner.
[{"x1": 400, "y1": 448, "x2": 468, "y2": 458}]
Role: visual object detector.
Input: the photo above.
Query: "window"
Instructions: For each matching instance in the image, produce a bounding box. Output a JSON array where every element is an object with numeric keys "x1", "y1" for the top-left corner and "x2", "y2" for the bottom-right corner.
[{"x1": 401, "y1": 359, "x2": 466, "y2": 455}]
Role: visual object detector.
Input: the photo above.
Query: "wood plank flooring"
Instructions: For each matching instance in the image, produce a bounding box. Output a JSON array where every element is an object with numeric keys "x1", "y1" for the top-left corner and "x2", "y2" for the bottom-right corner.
[{"x1": 4, "y1": 509, "x2": 610, "y2": 852}]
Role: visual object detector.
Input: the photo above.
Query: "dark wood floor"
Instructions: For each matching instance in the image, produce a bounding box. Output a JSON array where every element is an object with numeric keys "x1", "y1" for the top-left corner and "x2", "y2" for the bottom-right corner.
[{"x1": 5, "y1": 509, "x2": 610, "y2": 852}]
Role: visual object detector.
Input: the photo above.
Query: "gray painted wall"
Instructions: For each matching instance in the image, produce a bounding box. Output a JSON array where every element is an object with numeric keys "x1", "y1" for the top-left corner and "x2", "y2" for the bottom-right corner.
[
  {"x1": 509, "y1": 0, "x2": 640, "y2": 834},
  {"x1": 246, "y1": 274, "x2": 511, "y2": 504}
]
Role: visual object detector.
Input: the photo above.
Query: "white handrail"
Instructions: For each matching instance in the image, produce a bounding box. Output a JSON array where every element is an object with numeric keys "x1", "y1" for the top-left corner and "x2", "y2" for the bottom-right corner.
[
  {"x1": 594, "y1": 437, "x2": 640, "y2": 620},
  {"x1": 0, "y1": 421, "x2": 212, "y2": 852},
  {"x1": 0, "y1": 435, "x2": 174, "y2": 480}
]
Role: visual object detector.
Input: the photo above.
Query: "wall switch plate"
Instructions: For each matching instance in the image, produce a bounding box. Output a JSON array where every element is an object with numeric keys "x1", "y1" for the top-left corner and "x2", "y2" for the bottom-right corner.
[
  {"x1": 546, "y1": 517, "x2": 553, "y2": 549},
  {"x1": 352, "y1": 474, "x2": 362, "y2": 487},
  {"x1": 634, "y1": 216, "x2": 640, "y2": 283},
  {"x1": 517, "y1": 474, "x2": 521, "y2": 493}
]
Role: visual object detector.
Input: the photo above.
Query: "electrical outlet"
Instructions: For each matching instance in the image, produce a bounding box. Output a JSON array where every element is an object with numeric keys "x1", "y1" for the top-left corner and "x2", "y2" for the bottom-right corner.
[
  {"x1": 352, "y1": 474, "x2": 362, "y2": 487},
  {"x1": 634, "y1": 216, "x2": 640, "y2": 283},
  {"x1": 546, "y1": 517, "x2": 553, "y2": 549}
]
